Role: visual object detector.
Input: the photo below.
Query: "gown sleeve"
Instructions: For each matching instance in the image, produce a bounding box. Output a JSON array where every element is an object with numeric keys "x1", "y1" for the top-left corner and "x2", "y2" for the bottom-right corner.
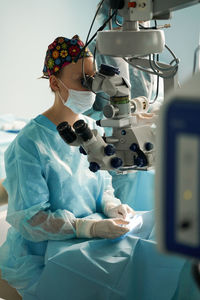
[
  {"x1": 100, "y1": 171, "x2": 121, "y2": 214},
  {"x1": 3, "y1": 135, "x2": 77, "y2": 242}
]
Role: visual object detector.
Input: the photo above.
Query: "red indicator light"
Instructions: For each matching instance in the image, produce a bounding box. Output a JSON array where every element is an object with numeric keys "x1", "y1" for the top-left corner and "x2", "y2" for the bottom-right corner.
[{"x1": 128, "y1": 2, "x2": 137, "y2": 8}]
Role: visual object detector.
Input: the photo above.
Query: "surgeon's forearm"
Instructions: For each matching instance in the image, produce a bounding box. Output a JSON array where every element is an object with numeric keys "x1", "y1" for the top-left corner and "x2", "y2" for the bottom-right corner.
[
  {"x1": 22, "y1": 209, "x2": 76, "y2": 242},
  {"x1": 101, "y1": 189, "x2": 121, "y2": 215}
]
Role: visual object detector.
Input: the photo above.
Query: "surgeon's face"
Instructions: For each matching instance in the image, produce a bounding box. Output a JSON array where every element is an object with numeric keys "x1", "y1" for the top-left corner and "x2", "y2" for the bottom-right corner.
[
  {"x1": 50, "y1": 57, "x2": 95, "y2": 95},
  {"x1": 60, "y1": 57, "x2": 95, "y2": 91}
]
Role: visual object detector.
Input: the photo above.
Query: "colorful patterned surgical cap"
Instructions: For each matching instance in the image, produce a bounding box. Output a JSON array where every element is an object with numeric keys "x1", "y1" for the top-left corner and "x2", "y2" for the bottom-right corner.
[{"x1": 42, "y1": 35, "x2": 93, "y2": 78}]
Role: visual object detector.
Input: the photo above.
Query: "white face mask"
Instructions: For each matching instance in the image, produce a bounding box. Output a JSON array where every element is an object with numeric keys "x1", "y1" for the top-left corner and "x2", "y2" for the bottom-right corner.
[{"x1": 58, "y1": 79, "x2": 96, "y2": 114}]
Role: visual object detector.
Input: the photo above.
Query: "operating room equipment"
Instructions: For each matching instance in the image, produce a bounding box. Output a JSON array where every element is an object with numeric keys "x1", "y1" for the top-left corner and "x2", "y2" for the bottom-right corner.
[
  {"x1": 193, "y1": 34, "x2": 200, "y2": 75},
  {"x1": 156, "y1": 71, "x2": 200, "y2": 260},
  {"x1": 155, "y1": 71, "x2": 200, "y2": 292},
  {"x1": 57, "y1": 63, "x2": 157, "y2": 172},
  {"x1": 77, "y1": 0, "x2": 200, "y2": 274},
  {"x1": 96, "y1": 0, "x2": 200, "y2": 266},
  {"x1": 57, "y1": 0, "x2": 190, "y2": 173}
]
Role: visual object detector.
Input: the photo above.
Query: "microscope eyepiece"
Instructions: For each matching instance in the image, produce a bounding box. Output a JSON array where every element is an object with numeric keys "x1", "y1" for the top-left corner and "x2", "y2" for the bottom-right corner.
[
  {"x1": 81, "y1": 75, "x2": 94, "y2": 90},
  {"x1": 99, "y1": 64, "x2": 120, "y2": 76},
  {"x1": 57, "y1": 121, "x2": 77, "y2": 144},
  {"x1": 73, "y1": 120, "x2": 93, "y2": 142}
]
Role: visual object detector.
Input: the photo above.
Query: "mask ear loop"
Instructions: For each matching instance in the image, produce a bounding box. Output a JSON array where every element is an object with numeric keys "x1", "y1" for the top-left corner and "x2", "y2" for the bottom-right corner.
[
  {"x1": 57, "y1": 91, "x2": 65, "y2": 105},
  {"x1": 57, "y1": 78, "x2": 69, "y2": 105},
  {"x1": 57, "y1": 78, "x2": 68, "y2": 90}
]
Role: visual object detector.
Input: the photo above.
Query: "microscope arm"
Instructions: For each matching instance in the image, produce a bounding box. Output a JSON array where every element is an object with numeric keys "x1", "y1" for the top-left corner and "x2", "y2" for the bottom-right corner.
[{"x1": 153, "y1": 0, "x2": 200, "y2": 18}]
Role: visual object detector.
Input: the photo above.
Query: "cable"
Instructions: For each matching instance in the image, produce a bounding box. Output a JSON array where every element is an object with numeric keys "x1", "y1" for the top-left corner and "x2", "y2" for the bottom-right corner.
[
  {"x1": 114, "y1": 11, "x2": 122, "y2": 27},
  {"x1": 79, "y1": 8, "x2": 118, "y2": 96},
  {"x1": 93, "y1": 46, "x2": 97, "y2": 72},
  {"x1": 148, "y1": 43, "x2": 179, "y2": 79},
  {"x1": 123, "y1": 34, "x2": 179, "y2": 79},
  {"x1": 124, "y1": 56, "x2": 177, "y2": 78},
  {"x1": 123, "y1": 57, "x2": 157, "y2": 75},
  {"x1": 149, "y1": 54, "x2": 175, "y2": 78},
  {"x1": 75, "y1": 7, "x2": 117, "y2": 65},
  {"x1": 139, "y1": 24, "x2": 156, "y2": 30},
  {"x1": 84, "y1": 9, "x2": 118, "y2": 50},
  {"x1": 78, "y1": 2, "x2": 118, "y2": 103},
  {"x1": 152, "y1": 54, "x2": 178, "y2": 72},
  {"x1": 79, "y1": 8, "x2": 118, "y2": 87},
  {"x1": 149, "y1": 54, "x2": 160, "y2": 104},
  {"x1": 193, "y1": 45, "x2": 200, "y2": 75},
  {"x1": 165, "y1": 44, "x2": 179, "y2": 64},
  {"x1": 151, "y1": 45, "x2": 179, "y2": 77},
  {"x1": 82, "y1": 0, "x2": 106, "y2": 83},
  {"x1": 109, "y1": 8, "x2": 113, "y2": 30},
  {"x1": 139, "y1": 20, "x2": 157, "y2": 30}
]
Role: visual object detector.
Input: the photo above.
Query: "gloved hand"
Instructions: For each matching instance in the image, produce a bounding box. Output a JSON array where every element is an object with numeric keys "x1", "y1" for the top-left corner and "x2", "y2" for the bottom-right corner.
[
  {"x1": 75, "y1": 218, "x2": 129, "y2": 239},
  {"x1": 104, "y1": 203, "x2": 135, "y2": 220}
]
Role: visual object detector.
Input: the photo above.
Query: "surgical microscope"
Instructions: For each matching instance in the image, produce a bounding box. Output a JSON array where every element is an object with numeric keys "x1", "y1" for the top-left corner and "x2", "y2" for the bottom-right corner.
[
  {"x1": 57, "y1": 0, "x2": 197, "y2": 174},
  {"x1": 57, "y1": 0, "x2": 174, "y2": 173}
]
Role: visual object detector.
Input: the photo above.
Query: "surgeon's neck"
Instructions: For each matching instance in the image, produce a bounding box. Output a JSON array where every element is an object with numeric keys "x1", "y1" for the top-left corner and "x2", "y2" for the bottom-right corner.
[{"x1": 42, "y1": 97, "x2": 79, "y2": 127}]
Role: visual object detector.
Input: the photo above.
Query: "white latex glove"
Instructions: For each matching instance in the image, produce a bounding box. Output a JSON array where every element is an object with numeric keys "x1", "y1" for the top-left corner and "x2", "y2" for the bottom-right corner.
[
  {"x1": 104, "y1": 204, "x2": 135, "y2": 220},
  {"x1": 75, "y1": 218, "x2": 129, "y2": 239}
]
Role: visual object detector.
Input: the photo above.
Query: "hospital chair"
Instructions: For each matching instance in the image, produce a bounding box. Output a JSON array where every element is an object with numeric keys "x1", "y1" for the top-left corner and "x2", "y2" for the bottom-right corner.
[{"x1": 0, "y1": 180, "x2": 22, "y2": 300}]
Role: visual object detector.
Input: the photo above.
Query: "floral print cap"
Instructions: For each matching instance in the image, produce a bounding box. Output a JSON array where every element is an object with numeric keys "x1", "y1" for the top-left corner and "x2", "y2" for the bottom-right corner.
[{"x1": 42, "y1": 35, "x2": 93, "y2": 78}]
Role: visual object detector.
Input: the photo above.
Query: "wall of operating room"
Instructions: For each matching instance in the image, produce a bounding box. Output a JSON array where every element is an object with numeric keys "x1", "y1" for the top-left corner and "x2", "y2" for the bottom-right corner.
[
  {"x1": 0, "y1": 0, "x2": 200, "y2": 119},
  {"x1": 0, "y1": 0, "x2": 99, "y2": 119},
  {"x1": 160, "y1": 4, "x2": 200, "y2": 83}
]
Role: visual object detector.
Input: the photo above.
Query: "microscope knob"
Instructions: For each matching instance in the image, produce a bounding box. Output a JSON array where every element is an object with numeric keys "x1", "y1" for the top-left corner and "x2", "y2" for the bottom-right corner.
[
  {"x1": 134, "y1": 155, "x2": 147, "y2": 167},
  {"x1": 111, "y1": 157, "x2": 123, "y2": 168},
  {"x1": 130, "y1": 143, "x2": 139, "y2": 152},
  {"x1": 79, "y1": 146, "x2": 87, "y2": 155},
  {"x1": 103, "y1": 105, "x2": 119, "y2": 118},
  {"x1": 104, "y1": 144, "x2": 116, "y2": 156},
  {"x1": 144, "y1": 142, "x2": 154, "y2": 151},
  {"x1": 96, "y1": 120, "x2": 101, "y2": 127},
  {"x1": 89, "y1": 162, "x2": 100, "y2": 172}
]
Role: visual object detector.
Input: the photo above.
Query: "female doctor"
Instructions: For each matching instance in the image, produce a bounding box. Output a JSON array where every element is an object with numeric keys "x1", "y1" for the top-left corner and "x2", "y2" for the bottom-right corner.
[{"x1": 0, "y1": 35, "x2": 134, "y2": 297}]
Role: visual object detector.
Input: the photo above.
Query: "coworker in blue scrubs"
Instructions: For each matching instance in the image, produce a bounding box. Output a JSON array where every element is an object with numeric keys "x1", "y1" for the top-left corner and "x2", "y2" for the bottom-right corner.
[
  {"x1": 84, "y1": 0, "x2": 163, "y2": 211},
  {"x1": 0, "y1": 35, "x2": 135, "y2": 298}
]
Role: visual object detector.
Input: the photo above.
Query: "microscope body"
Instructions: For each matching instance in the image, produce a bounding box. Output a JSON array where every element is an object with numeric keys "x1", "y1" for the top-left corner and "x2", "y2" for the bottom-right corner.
[{"x1": 57, "y1": 64, "x2": 156, "y2": 172}]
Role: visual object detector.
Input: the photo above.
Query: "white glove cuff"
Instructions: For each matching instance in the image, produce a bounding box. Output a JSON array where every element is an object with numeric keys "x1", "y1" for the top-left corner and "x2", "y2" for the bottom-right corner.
[
  {"x1": 103, "y1": 202, "x2": 117, "y2": 216},
  {"x1": 75, "y1": 219, "x2": 96, "y2": 238}
]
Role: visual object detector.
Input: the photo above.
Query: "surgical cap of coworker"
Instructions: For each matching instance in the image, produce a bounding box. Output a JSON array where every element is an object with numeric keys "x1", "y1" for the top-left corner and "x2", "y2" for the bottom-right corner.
[
  {"x1": 42, "y1": 35, "x2": 93, "y2": 79},
  {"x1": 97, "y1": 0, "x2": 123, "y2": 28}
]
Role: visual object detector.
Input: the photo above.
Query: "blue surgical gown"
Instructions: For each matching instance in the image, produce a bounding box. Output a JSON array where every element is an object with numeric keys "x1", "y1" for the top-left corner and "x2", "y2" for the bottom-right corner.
[{"x1": 0, "y1": 114, "x2": 119, "y2": 296}]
